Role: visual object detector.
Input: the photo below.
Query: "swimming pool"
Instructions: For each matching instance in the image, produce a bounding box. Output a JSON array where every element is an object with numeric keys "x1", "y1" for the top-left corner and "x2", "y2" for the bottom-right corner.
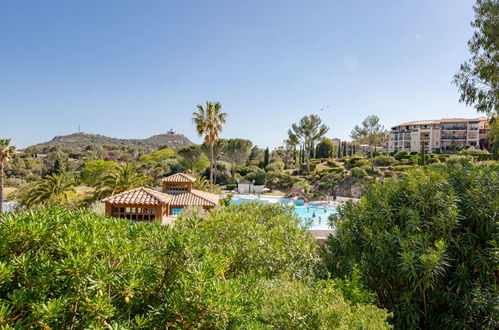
[{"x1": 229, "y1": 195, "x2": 335, "y2": 230}]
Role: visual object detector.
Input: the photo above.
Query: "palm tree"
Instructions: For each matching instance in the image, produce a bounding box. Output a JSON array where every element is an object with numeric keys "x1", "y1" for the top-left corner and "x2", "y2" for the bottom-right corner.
[
  {"x1": 94, "y1": 163, "x2": 150, "y2": 200},
  {"x1": 288, "y1": 115, "x2": 329, "y2": 173},
  {"x1": 0, "y1": 139, "x2": 15, "y2": 215},
  {"x1": 26, "y1": 172, "x2": 76, "y2": 207},
  {"x1": 193, "y1": 101, "x2": 227, "y2": 192}
]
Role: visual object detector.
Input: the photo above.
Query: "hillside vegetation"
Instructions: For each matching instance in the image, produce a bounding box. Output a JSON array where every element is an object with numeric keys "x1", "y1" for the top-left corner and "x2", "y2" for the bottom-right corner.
[
  {"x1": 0, "y1": 204, "x2": 390, "y2": 328},
  {"x1": 24, "y1": 132, "x2": 192, "y2": 153}
]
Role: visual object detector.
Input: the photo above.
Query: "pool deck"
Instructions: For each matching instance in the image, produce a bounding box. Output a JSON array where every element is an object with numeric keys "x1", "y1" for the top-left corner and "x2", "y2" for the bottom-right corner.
[{"x1": 310, "y1": 229, "x2": 335, "y2": 244}]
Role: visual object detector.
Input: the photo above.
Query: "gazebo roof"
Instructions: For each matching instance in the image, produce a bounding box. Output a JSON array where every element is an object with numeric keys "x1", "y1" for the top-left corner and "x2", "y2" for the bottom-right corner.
[
  {"x1": 161, "y1": 173, "x2": 196, "y2": 183},
  {"x1": 102, "y1": 187, "x2": 172, "y2": 205},
  {"x1": 169, "y1": 189, "x2": 219, "y2": 207}
]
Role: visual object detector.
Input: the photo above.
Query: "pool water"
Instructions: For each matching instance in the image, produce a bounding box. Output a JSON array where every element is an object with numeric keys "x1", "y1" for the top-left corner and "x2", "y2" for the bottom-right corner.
[
  {"x1": 294, "y1": 205, "x2": 336, "y2": 230},
  {"x1": 229, "y1": 197, "x2": 335, "y2": 230}
]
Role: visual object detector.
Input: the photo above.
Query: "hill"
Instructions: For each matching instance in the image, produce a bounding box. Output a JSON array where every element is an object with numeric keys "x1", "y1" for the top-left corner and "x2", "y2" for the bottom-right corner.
[{"x1": 24, "y1": 132, "x2": 193, "y2": 153}]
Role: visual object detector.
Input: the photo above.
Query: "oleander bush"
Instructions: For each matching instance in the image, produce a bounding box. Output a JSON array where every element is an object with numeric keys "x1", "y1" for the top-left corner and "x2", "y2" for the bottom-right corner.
[
  {"x1": 325, "y1": 161, "x2": 498, "y2": 329},
  {"x1": 0, "y1": 204, "x2": 390, "y2": 328}
]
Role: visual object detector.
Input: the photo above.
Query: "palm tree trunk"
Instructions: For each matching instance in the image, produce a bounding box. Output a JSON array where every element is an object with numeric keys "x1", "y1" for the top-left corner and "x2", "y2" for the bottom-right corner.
[
  {"x1": 210, "y1": 144, "x2": 214, "y2": 192},
  {"x1": 0, "y1": 163, "x2": 4, "y2": 216}
]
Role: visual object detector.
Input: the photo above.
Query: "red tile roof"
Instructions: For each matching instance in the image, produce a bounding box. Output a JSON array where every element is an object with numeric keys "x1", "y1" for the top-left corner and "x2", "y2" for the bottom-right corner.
[
  {"x1": 169, "y1": 189, "x2": 219, "y2": 207},
  {"x1": 161, "y1": 173, "x2": 196, "y2": 183},
  {"x1": 102, "y1": 187, "x2": 172, "y2": 205}
]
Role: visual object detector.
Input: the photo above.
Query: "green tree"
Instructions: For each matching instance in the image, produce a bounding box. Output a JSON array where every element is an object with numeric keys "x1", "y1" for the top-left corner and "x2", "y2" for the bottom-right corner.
[
  {"x1": 177, "y1": 145, "x2": 204, "y2": 171},
  {"x1": 94, "y1": 163, "x2": 150, "y2": 200},
  {"x1": 350, "y1": 115, "x2": 386, "y2": 170},
  {"x1": 263, "y1": 147, "x2": 270, "y2": 168},
  {"x1": 315, "y1": 138, "x2": 335, "y2": 158},
  {"x1": 81, "y1": 160, "x2": 117, "y2": 186},
  {"x1": 325, "y1": 161, "x2": 498, "y2": 329},
  {"x1": 225, "y1": 139, "x2": 253, "y2": 183},
  {"x1": 453, "y1": 0, "x2": 498, "y2": 117},
  {"x1": 192, "y1": 101, "x2": 227, "y2": 192},
  {"x1": 288, "y1": 115, "x2": 329, "y2": 173},
  {"x1": 24, "y1": 172, "x2": 76, "y2": 207},
  {"x1": 0, "y1": 139, "x2": 15, "y2": 215}
]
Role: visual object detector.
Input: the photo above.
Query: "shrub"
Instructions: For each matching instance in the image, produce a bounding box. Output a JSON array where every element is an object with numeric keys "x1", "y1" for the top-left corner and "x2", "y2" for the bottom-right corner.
[
  {"x1": 393, "y1": 150, "x2": 410, "y2": 160},
  {"x1": 0, "y1": 206, "x2": 390, "y2": 328},
  {"x1": 325, "y1": 161, "x2": 499, "y2": 329},
  {"x1": 349, "y1": 159, "x2": 370, "y2": 168},
  {"x1": 350, "y1": 167, "x2": 368, "y2": 178},
  {"x1": 326, "y1": 160, "x2": 340, "y2": 167},
  {"x1": 459, "y1": 148, "x2": 493, "y2": 161},
  {"x1": 245, "y1": 169, "x2": 267, "y2": 185},
  {"x1": 265, "y1": 161, "x2": 285, "y2": 172},
  {"x1": 373, "y1": 155, "x2": 397, "y2": 166},
  {"x1": 225, "y1": 183, "x2": 237, "y2": 190},
  {"x1": 445, "y1": 155, "x2": 473, "y2": 164},
  {"x1": 391, "y1": 165, "x2": 414, "y2": 172}
]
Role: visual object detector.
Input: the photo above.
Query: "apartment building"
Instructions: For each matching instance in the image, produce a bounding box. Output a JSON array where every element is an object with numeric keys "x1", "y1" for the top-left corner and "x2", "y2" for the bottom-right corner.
[{"x1": 388, "y1": 117, "x2": 489, "y2": 153}]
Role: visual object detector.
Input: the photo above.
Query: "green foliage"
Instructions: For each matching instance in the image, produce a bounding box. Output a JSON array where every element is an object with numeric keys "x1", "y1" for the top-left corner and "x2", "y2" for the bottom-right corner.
[
  {"x1": 288, "y1": 115, "x2": 329, "y2": 173},
  {"x1": 265, "y1": 161, "x2": 285, "y2": 172},
  {"x1": 94, "y1": 163, "x2": 150, "y2": 200},
  {"x1": 0, "y1": 205, "x2": 389, "y2": 328},
  {"x1": 315, "y1": 138, "x2": 335, "y2": 158},
  {"x1": 326, "y1": 159, "x2": 340, "y2": 167},
  {"x1": 453, "y1": 0, "x2": 498, "y2": 116},
  {"x1": 15, "y1": 173, "x2": 78, "y2": 208},
  {"x1": 325, "y1": 162, "x2": 499, "y2": 329},
  {"x1": 81, "y1": 160, "x2": 117, "y2": 186},
  {"x1": 350, "y1": 167, "x2": 368, "y2": 178},
  {"x1": 245, "y1": 168, "x2": 267, "y2": 185},
  {"x1": 139, "y1": 148, "x2": 175, "y2": 163},
  {"x1": 394, "y1": 150, "x2": 410, "y2": 160},
  {"x1": 459, "y1": 148, "x2": 494, "y2": 160},
  {"x1": 391, "y1": 165, "x2": 414, "y2": 172},
  {"x1": 372, "y1": 155, "x2": 397, "y2": 166}
]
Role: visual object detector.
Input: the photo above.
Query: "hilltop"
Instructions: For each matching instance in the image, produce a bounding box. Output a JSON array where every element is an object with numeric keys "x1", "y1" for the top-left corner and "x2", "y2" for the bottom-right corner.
[{"x1": 24, "y1": 132, "x2": 193, "y2": 153}]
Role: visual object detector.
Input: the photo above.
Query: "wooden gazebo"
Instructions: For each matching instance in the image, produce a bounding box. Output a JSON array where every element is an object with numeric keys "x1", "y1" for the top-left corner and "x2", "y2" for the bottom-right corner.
[
  {"x1": 102, "y1": 187, "x2": 172, "y2": 221},
  {"x1": 102, "y1": 173, "x2": 219, "y2": 220},
  {"x1": 161, "y1": 173, "x2": 196, "y2": 192}
]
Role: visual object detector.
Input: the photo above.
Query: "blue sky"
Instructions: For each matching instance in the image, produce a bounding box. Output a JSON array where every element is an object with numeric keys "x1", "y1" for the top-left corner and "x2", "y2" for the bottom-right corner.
[{"x1": 0, "y1": 0, "x2": 478, "y2": 149}]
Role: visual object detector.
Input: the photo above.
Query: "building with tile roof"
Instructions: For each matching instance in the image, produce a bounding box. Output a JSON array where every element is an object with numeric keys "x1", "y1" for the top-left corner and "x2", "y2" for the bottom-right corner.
[
  {"x1": 102, "y1": 187, "x2": 173, "y2": 221},
  {"x1": 388, "y1": 117, "x2": 490, "y2": 153},
  {"x1": 102, "y1": 173, "x2": 219, "y2": 221}
]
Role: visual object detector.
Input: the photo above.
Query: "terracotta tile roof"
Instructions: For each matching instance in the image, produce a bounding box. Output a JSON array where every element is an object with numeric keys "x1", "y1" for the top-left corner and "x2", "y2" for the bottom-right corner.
[
  {"x1": 394, "y1": 117, "x2": 488, "y2": 128},
  {"x1": 169, "y1": 189, "x2": 219, "y2": 207},
  {"x1": 161, "y1": 173, "x2": 196, "y2": 183},
  {"x1": 102, "y1": 187, "x2": 172, "y2": 205}
]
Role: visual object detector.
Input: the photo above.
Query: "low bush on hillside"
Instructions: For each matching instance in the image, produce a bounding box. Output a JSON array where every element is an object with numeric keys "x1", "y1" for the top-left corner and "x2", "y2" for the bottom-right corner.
[
  {"x1": 393, "y1": 150, "x2": 410, "y2": 160},
  {"x1": 459, "y1": 148, "x2": 493, "y2": 161},
  {"x1": 0, "y1": 205, "x2": 390, "y2": 328},
  {"x1": 390, "y1": 165, "x2": 414, "y2": 172},
  {"x1": 373, "y1": 155, "x2": 397, "y2": 166},
  {"x1": 350, "y1": 167, "x2": 368, "y2": 178},
  {"x1": 326, "y1": 160, "x2": 341, "y2": 167},
  {"x1": 325, "y1": 161, "x2": 498, "y2": 329}
]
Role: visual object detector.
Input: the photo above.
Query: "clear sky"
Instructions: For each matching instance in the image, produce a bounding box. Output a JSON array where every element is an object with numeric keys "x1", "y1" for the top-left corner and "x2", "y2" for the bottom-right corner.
[{"x1": 0, "y1": 0, "x2": 479, "y2": 149}]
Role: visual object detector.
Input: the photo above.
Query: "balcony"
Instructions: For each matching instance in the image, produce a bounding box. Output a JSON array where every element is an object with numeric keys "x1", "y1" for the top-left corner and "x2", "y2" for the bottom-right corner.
[
  {"x1": 441, "y1": 135, "x2": 467, "y2": 140},
  {"x1": 442, "y1": 125, "x2": 467, "y2": 131}
]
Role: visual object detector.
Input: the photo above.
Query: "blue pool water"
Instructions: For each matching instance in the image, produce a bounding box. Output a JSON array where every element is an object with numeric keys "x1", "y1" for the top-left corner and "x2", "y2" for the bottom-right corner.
[{"x1": 230, "y1": 197, "x2": 335, "y2": 230}]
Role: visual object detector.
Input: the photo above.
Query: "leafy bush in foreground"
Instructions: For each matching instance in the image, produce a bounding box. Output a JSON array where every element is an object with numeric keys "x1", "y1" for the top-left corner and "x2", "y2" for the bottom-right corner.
[
  {"x1": 0, "y1": 204, "x2": 389, "y2": 328},
  {"x1": 325, "y1": 161, "x2": 498, "y2": 329}
]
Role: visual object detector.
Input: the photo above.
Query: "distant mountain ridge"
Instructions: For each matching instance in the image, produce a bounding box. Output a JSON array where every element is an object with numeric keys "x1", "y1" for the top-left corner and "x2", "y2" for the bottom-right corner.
[{"x1": 25, "y1": 132, "x2": 193, "y2": 152}]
